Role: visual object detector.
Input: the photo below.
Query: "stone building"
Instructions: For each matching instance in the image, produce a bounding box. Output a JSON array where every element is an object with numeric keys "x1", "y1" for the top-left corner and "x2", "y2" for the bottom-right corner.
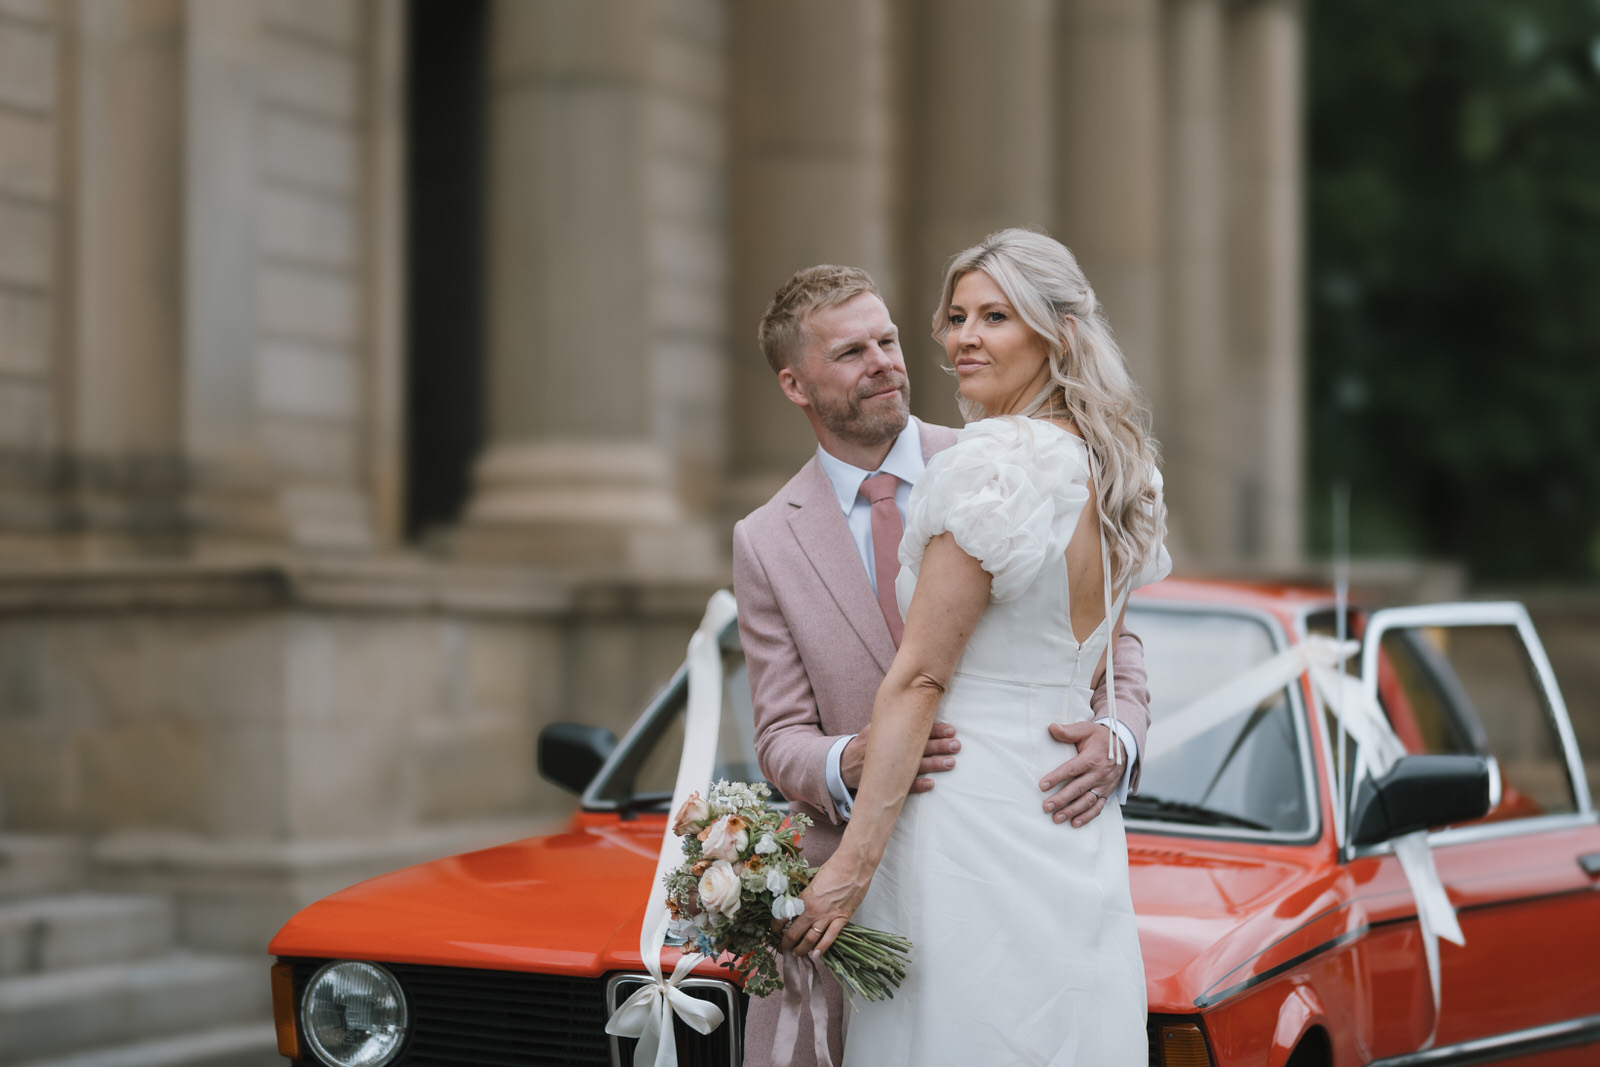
[{"x1": 0, "y1": 0, "x2": 1303, "y2": 1060}]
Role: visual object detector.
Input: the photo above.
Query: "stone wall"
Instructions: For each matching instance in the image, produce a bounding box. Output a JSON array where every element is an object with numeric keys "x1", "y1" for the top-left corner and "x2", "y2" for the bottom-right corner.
[{"x1": 0, "y1": 559, "x2": 718, "y2": 949}]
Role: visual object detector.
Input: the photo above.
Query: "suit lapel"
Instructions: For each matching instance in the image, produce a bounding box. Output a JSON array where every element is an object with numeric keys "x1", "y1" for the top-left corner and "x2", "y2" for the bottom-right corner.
[{"x1": 785, "y1": 459, "x2": 897, "y2": 675}]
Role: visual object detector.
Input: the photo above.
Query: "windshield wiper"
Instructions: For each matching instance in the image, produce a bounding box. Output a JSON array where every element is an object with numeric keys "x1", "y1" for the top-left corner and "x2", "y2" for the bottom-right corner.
[{"x1": 1123, "y1": 794, "x2": 1271, "y2": 831}]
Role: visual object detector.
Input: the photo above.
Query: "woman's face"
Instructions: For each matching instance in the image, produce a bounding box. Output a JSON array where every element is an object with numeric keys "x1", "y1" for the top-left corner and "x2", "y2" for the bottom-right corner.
[{"x1": 944, "y1": 271, "x2": 1054, "y2": 416}]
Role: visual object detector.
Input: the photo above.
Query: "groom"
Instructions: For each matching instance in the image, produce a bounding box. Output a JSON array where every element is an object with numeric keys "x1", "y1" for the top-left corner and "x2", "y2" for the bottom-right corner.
[{"x1": 732, "y1": 265, "x2": 1154, "y2": 1067}]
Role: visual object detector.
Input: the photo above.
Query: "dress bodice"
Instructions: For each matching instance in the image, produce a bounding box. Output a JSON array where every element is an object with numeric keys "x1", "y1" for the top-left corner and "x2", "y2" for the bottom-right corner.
[{"x1": 894, "y1": 417, "x2": 1170, "y2": 688}]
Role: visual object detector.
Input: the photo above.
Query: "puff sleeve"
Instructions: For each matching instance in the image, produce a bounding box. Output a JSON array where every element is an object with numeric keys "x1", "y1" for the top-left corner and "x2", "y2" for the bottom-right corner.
[{"x1": 899, "y1": 418, "x2": 1091, "y2": 602}]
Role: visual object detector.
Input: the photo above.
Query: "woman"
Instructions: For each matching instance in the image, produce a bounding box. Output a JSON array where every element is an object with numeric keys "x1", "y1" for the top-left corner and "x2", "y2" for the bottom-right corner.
[{"x1": 780, "y1": 228, "x2": 1170, "y2": 1065}]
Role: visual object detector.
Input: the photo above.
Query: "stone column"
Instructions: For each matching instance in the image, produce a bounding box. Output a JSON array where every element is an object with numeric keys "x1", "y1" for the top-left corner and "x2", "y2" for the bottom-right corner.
[
  {"x1": 55, "y1": 0, "x2": 190, "y2": 553},
  {"x1": 725, "y1": 0, "x2": 898, "y2": 517},
  {"x1": 459, "y1": 0, "x2": 723, "y2": 576},
  {"x1": 1055, "y1": 0, "x2": 1166, "y2": 423},
  {"x1": 180, "y1": 0, "x2": 285, "y2": 551},
  {"x1": 1161, "y1": 0, "x2": 1231, "y2": 564},
  {"x1": 0, "y1": 0, "x2": 67, "y2": 555},
  {"x1": 904, "y1": 0, "x2": 1054, "y2": 428},
  {"x1": 1227, "y1": 0, "x2": 1304, "y2": 566}
]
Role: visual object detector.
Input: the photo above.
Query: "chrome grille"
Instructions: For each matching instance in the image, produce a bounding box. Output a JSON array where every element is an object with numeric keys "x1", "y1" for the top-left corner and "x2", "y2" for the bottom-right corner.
[
  {"x1": 607, "y1": 974, "x2": 743, "y2": 1067},
  {"x1": 283, "y1": 959, "x2": 741, "y2": 1067}
]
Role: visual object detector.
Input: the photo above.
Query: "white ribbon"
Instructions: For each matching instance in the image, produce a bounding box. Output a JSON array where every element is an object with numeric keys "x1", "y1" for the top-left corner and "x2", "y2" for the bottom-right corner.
[
  {"x1": 1148, "y1": 634, "x2": 1464, "y2": 1038},
  {"x1": 604, "y1": 590, "x2": 739, "y2": 1067}
]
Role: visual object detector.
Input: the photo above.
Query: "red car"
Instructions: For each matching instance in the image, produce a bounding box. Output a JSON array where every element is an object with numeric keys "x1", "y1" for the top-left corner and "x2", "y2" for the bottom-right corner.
[{"x1": 268, "y1": 579, "x2": 1600, "y2": 1066}]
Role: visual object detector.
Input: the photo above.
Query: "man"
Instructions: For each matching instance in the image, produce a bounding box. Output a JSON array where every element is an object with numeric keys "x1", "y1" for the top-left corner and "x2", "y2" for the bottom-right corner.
[{"x1": 732, "y1": 265, "x2": 1154, "y2": 1066}]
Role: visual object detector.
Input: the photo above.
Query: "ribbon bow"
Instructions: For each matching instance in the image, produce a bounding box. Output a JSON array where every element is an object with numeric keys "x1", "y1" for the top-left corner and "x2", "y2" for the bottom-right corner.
[
  {"x1": 1148, "y1": 634, "x2": 1465, "y2": 1044},
  {"x1": 604, "y1": 922, "x2": 725, "y2": 1067}
]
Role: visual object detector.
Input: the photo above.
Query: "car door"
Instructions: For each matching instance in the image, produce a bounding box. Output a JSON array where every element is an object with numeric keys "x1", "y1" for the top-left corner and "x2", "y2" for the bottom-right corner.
[{"x1": 1358, "y1": 602, "x2": 1600, "y2": 1061}]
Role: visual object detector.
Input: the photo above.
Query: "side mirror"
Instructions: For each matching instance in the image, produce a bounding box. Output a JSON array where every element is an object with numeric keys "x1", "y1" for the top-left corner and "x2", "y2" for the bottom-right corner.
[
  {"x1": 538, "y1": 723, "x2": 618, "y2": 796},
  {"x1": 1350, "y1": 754, "x2": 1491, "y2": 847}
]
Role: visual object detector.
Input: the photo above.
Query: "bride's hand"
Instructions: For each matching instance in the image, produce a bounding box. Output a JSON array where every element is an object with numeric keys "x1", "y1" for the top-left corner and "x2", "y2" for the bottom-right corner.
[{"x1": 780, "y1": 858, "x2": 868, "y2": 958}]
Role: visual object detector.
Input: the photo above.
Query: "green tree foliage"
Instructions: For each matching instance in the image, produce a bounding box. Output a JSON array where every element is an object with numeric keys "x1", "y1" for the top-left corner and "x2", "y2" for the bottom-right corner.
[{"x1": 1310, "y1": 0, "x2": 1600, "y2": 581}]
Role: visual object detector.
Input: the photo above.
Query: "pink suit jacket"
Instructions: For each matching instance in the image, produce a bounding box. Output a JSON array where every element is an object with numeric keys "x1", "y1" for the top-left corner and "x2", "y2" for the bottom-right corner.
[{"x1": 731, "y1": 417, "x2": 1154, "y2": 1067}]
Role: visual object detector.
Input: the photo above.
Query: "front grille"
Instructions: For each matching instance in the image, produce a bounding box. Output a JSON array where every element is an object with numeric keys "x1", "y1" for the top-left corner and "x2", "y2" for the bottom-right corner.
[
  {"x1": 608, "y1": 974, "x2": 743, "y2": 1067},
  {"x1": 283, "y1": 959, "x2": 743, "y2": 1067}
]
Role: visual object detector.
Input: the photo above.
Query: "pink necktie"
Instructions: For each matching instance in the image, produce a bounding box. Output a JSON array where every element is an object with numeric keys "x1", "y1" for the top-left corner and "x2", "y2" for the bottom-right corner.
[{"x1": 858, "y1": 473, "x2": 905, "y2": 648}]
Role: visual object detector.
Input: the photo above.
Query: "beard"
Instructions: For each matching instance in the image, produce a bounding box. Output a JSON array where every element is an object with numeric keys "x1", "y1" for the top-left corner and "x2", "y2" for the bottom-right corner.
[{"x1": 806, "y1": 374, "x2": 911, "y2": 448}]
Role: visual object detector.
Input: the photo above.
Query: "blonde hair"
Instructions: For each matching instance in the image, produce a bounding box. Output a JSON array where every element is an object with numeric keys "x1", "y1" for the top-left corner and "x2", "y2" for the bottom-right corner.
[
  {"x1": 932, "y1": 228, "x2": 1166, "y2": 590},
  {"x1": 758, "y1": 265, "x2": 881, "y2": 373}
]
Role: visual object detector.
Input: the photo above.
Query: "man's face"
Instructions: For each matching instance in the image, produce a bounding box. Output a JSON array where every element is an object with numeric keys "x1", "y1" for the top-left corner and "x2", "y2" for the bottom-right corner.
[{"x1": 780, "y1": 293, "x2": 910, "y2": 450}]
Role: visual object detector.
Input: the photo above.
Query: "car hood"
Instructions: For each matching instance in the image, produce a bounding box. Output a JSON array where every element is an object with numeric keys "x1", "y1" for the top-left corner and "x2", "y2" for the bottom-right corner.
[
  {"x1": 270, "y1": 819, "x2": 1349, "y2": 1001},
  {"x1": 1130, "y1": 835, "x2": 1348, "y2": 1013},
  {"x1": 269, "y1": 819, "x2": 692, "y2": 978}
]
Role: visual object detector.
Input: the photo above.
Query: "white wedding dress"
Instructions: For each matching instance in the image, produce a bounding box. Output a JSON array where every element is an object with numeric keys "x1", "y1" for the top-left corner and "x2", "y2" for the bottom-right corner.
[{"x1": 843, "y1": 416, "x2": 1170, "y2": 1067}]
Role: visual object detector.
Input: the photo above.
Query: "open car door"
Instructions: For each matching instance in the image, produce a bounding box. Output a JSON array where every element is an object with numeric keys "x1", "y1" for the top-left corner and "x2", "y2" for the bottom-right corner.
[{"x1": 1357, "y1": 602, "x2": 1600, "y2": 1061}]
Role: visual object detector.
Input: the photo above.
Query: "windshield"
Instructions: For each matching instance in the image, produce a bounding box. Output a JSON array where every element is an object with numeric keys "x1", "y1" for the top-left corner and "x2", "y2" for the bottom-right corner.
[
  {"x1": 1127, "y1": 604, "x2": 1313, "y2": 837},
  {"x1": 591, "y1": 604, "x2": 1313, "y2": 838}
]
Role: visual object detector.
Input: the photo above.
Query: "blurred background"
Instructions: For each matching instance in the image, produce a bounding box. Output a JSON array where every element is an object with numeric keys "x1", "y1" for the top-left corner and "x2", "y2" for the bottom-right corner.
[{"x1": 0, "y1": 0, "x2": 1595, "y2": 1062}]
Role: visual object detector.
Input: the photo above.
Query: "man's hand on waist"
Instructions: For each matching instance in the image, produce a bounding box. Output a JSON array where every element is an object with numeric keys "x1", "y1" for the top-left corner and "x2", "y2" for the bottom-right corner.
[{"x1": 840, "y1": 722, "x2": 960, "y2": 795}]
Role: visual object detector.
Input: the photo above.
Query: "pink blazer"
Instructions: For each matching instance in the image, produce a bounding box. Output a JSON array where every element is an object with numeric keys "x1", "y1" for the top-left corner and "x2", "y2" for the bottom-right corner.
[{"x1": 731, "y1": 418, "x2": 1153, "y2": 866}]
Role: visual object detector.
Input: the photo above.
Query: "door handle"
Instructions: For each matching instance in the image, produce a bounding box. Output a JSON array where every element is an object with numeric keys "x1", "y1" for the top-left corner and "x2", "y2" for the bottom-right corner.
[{"x1": 1580, "y1": 852, "x2": 1600, "y2": 877}]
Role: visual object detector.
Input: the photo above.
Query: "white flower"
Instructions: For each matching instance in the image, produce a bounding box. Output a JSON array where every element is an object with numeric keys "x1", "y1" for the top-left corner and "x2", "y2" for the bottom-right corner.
[
  {"x1": 754, "y1": 833, "x2": 778, "y2": 855},
  {"x1": 708, "y1": 779, "x2": 766, "y2": 812},
  {"x1": 667, "y1": 915, "x2": 699, "y2": 941},
  {"x1": 672, "y1": 792, "x2": 711, "y2": 836},
  {"x1": 701, "y1": 815, "x2": 749, "y2": 862},
  {"x1": 770, "y1": 894, "x2": 805, "y2": 921},
  {"x1": 698, "y1": 860, "x2": 743, "y2": 918},
  {"x1": 764, "y1": 868, "x2": 789, "y2": 897}
]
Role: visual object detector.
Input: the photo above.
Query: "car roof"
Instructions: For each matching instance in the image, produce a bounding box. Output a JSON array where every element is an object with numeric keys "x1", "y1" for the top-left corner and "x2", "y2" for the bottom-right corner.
[{"x1": 1132, "y1": 576, "x2": 1338, "y2": 631}]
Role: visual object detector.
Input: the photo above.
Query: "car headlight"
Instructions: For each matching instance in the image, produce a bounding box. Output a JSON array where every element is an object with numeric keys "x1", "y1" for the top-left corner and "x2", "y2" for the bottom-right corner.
[{"x1": 301, "y1": 960, "x2": 409, "y2": 1067}]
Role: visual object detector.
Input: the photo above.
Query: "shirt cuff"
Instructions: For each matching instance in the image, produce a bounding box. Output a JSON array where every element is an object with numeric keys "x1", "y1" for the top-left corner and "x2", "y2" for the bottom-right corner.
[
  {"x1": 825, "y1": 734, "x2": 857, "y2": 820},
  {"x1": 1093, "y1": 717, "x2": 1138, "y2": 804}
]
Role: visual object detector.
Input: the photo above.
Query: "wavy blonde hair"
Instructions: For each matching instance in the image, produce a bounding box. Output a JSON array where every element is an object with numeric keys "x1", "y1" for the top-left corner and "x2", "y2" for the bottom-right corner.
[{"x1": 932, "y1": 228, "x2": 1166, "y2": 590}]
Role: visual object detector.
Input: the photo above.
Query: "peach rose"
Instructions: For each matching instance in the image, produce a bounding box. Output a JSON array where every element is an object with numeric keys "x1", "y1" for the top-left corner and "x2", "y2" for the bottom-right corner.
[
  {"x1": 698, "y1": 860, "x2": 742, "y2": 918},
  {"x1": 701, "y1": 815, "x2": 750, "y2": 862},
  {"x1": 672, "y1": 792, "x2": 711, "y2": 836}
]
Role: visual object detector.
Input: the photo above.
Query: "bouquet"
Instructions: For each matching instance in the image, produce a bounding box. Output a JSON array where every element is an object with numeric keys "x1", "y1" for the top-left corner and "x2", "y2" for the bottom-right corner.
[{"x1": 663, "y1": 780, "x2": 912, "y2": 1002}]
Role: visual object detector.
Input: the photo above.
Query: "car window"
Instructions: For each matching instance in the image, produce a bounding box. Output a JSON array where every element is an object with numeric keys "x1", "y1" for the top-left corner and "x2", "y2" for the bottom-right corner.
[
  {"x1": 1130, "y1": 606, "x2": 1313, "y2": 836},
  {"x1": 1374, "y1": 623, "x2": 1577, "y2": 821},
  {"x1": 591, "y1": 636, "x2": 781, "y2": 810},
  {"x1": 631, "y1": 654, "x2": 770, "y2": 798}
]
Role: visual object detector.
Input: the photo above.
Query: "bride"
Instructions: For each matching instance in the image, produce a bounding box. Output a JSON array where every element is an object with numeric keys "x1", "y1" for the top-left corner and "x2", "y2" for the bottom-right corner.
[{"x1": 779, "y1": 228, "x2": 1170, "y2": 1065}]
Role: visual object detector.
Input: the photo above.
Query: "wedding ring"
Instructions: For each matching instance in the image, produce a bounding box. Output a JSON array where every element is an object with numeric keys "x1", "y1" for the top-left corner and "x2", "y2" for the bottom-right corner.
[{"x1": 1088, "y1": 789, "x2": 1100, "y2": 801}]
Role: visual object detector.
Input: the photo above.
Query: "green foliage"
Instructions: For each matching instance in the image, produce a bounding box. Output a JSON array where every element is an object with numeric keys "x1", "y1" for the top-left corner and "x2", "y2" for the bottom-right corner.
[{"x1": 1309, "y1": 0, "x2": 1600, "y2": 581}]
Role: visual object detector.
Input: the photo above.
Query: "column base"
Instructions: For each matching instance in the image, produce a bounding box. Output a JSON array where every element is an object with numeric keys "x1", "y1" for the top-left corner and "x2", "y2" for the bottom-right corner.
[
  {"x1": 453, "y1": 440, "x2": 723, "y2": 578},
  {"x1": 0, "y1": 449, "x2": 288, "y2": 561}
]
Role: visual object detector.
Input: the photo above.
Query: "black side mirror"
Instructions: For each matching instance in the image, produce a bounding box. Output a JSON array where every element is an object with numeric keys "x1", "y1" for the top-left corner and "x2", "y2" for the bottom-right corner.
[
  {"x1": 538, "y1": 723, "x2": 618, "y2": 795},
  {"x1": 1350, "y1": 754, "x2": 1491, "y2": 847}
]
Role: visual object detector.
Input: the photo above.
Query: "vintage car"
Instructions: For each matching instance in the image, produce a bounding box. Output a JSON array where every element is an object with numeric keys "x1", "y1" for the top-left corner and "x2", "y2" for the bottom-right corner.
[{"x1": 267, "y1": 579, "x2": 1600, "y2": 1067}]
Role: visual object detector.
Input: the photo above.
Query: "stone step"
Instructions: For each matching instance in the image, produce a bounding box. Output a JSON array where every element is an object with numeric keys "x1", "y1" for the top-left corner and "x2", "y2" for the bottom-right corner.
[
  {"x1": 0, "y1": 953, "x2": 271, "y2": 1064},
  {"x1": 0, "y1": 839, "x2": 86, "y2": 901},
  {"x1": 0, "y1": 895, "x2": 176, "y2": 978},
  {"x1": 11, "y1": 1023, "x2": 280, "y2": 1067}
]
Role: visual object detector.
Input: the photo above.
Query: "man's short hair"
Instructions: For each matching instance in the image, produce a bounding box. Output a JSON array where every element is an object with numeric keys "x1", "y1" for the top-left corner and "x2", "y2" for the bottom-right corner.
[{"x1": 757, "y1": 265, "x2": 881, "y2": 373}]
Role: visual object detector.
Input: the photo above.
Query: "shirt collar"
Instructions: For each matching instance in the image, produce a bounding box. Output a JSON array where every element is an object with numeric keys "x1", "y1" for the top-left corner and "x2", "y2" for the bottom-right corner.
[{"x1": 815, "y1": 418, "x2": 925, "y2": 515}]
